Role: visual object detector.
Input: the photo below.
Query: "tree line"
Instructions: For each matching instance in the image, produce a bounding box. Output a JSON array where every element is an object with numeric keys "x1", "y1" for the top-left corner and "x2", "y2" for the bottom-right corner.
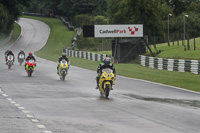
[
  {"x1": 22, "y1": 0, "x2": 200, "y2": 37},
  {"x1": 1, "y1": 0, "x2": 200, "y2": 47},
  {"x1": 0, "y1": 0, "x2": 30, "y2": 33}
]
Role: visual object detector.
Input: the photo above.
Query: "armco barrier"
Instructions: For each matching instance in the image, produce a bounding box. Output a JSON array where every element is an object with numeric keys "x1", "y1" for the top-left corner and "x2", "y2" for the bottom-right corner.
[
  {"x1": 139, "y1": 55, "x2": 200, "y2": 74},
  {"x1": 66, "y1": 49, "x2": 108, "y2": 62}
]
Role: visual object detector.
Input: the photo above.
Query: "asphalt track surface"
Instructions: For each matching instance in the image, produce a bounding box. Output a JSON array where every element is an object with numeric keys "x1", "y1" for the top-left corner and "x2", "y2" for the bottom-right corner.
[{"x1": 0, "y1": 18, "x2": 200, "y2": 133}]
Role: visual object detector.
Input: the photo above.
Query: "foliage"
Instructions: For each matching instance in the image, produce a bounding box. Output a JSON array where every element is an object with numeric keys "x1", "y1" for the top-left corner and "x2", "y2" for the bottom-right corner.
[
  {"x1": 58, "y1": 0, "x2": 97, "y2": 19},
  {"x1": 107, "y1": 0, "x2": 171, "y2": 37},
  {"x1": 0, "y1": 4, "x2": 9, "y2": 32},
  {"x1": 94, "y1": 15, "x2": 108, "y2": 24},
  {"x1": 0, "y1": 0, "x2": 30, "y2": 32},
  {"x1": 165, "y1": 0, "x2": 194, "y2": 16},
  {"x1": 73, "y1": 14, "x2": 94, "y2": 27}
]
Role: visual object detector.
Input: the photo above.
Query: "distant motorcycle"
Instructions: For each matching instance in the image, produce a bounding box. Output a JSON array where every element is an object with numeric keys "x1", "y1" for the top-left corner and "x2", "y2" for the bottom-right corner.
[
  {"x1": 25, "y1": 59, "x2": 36, "y2": 77},
  {"x1": 58, "y1": 60, "x2": 69, "y2": 81},
  {"x1": 6, "y1": 55, "x2": 14, "y2": 69},
  {"x1": 98, "y1": 68, "x2": 115, "y2": 98},
  {"x1": 18, "y1": 54, "x2": 25, "y2": 65}
]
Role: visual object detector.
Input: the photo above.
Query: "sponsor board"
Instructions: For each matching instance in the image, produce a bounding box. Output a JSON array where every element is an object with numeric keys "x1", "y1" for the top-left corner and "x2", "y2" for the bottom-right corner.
[{"x1": 95, "y1": 25, "x2": 143, "y2": 37}]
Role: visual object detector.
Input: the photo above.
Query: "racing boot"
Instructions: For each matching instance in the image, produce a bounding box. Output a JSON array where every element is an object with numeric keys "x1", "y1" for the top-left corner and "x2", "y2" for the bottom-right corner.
[{"x1": 96, "y1": 77, "x2": 99, "y2": 89}]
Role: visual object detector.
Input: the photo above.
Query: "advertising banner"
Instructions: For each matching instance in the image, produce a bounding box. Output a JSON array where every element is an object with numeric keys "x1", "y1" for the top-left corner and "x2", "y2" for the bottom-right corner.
[{"x1": 95, "y1": 25, "x2": 143, "y2": 37}]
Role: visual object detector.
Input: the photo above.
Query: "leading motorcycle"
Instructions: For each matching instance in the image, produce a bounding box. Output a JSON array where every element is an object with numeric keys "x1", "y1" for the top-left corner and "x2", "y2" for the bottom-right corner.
[
  {"x1": 98, "y1": 68, "x2": 115, "y2": 98},
  {"x1": 6, "y1": 55, "x2": 14, "y2": 69},
  {"x1": 25, "y1": 59, "x2": 36, "y2": 77},
  {"x1": 58, "y1": 60, "x2": 69, "y2": 81}
]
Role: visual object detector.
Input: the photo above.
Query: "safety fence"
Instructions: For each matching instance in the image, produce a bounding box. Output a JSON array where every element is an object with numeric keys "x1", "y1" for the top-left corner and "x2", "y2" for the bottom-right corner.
[
  {"x1": 66, "y1": 49, "x2": 109, "y2": 62},
  {"x1": 139, "y1": 55, "x2": 200, "y2": 74}
]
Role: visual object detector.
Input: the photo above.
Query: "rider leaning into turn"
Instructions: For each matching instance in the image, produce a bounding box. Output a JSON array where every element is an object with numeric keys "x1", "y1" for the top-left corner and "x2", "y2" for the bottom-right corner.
[
  {"x1": 18, "y1": 49, "x2": 25, "y2": 59},
  {"x1": 96, "y1": 57, "x2": 116, "y2": 89},
  {"x1": 57, "y1": 52, "x2": 69, "y2": 74}
]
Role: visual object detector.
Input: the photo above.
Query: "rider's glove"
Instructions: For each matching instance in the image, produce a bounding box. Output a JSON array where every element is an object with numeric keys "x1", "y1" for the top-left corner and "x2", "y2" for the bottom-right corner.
[{"x1": 97, "y1": 73, "x2": 101, "y2": 76}]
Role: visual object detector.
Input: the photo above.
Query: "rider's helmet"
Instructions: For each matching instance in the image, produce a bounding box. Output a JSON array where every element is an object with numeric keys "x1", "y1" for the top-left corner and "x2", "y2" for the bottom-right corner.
[
  {"x1": 29, "y1": 52, "x2": 32, "y2": 57},
  {"x1": 103, "y1": 57, "x2": 110, "y2": 67},
  {"x1": 9, "y1": 49, "x2": 12, "y2": 52},
  {"x1": 62, "y1": 52, "x2": 66, "y2": 58},
  {"x1": 20, "y1": 49, "x2": 24, "y2": 52}
]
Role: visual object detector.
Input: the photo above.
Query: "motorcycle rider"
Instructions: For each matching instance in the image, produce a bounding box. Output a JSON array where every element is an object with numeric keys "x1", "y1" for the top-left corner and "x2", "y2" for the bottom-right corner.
[
  {"x1": 18, "y1": 49, "x2": 25, "y2": 59},
  {"x1": 57, "y1": 52, "x2": 69, "y2": 74},
  {"x1": 5, "y1": 49, "x2": 15, "y2": 64},
  {"x1": 96, "y1": 57, "x2": 116, "y2": 89},
  {"x1": 25, "y1": 52, "x2": 36, "y2": 70},
  {"x1": 4, "y1": 49, "x2": 9, "y2": 61}
]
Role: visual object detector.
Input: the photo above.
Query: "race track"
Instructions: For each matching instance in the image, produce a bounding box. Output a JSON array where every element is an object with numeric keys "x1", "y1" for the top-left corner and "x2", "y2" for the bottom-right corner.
[{"x1": 0, "y1": 18, "x2": 200, "y2": 133}]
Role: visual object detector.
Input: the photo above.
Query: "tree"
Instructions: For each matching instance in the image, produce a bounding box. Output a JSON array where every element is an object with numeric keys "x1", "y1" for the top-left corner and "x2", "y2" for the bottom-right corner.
[
  {"x1": 165, "y1": 0, "x2": 195, "y2": 16},
  {"x1": 107, "y1": 0, "x2": 171, "y2": 37},
  {"x1": 0, "y1": 0, "x2": 30, "y2": 32},
  {"x1": 0, "y1": 3, "x2": 9, "y2": 32},
  {"x1": 58, "y1": 0, "x2": 97, "y2": 19}
]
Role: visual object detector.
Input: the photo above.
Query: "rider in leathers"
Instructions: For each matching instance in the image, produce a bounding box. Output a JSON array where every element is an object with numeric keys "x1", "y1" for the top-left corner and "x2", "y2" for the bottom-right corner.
[
  {"x1": 5, "y1": 49, "x2": 15, "y2": 63},
  {"x1": 96, "y1": 57, "x2": 116, "y2": 89},
  {"x1": 18, "y1": 49, "x2": 25, "y2": 59},
  {"x1": 25, "y1": 52, "x2": 36, "y2": 69},
  {"x1": 57, "y1": 53, "x2": 69, "y2": 74}
]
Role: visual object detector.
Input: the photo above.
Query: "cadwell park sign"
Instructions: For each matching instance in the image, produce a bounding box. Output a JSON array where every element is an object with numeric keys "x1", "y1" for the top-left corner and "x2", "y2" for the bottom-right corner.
[
  {"x1": 82, "y1": 24, "x2": 154, "y2": 63},
  {"x1": 83, "y1": 24, "x2": 143, "y2": 38},
  {"x1": 95, "y1": 25, "x2": 143, "y2": 37}
]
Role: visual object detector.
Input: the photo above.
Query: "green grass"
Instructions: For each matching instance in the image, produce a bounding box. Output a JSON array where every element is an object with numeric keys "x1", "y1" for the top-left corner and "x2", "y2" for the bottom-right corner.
[
  {"x1": 90, "y1": 38, "x2": 200, "y2": 60},
  {"x1": 23, "y1": 15, "x2": 200, "y2": 92},
  {"x1": 0, "y1": 23, "x2": 21, "y2": 48},
  {"x1": 148, "y1": 38, "x2": 200, "y2": 60},
  {"x1": 10, "y1": 23, "x2": 21, "y2": 44},
  {"x1": 22, "y1": 15, "x2": 75, "y2": 57},
  {"x1": 0, "y1": 32, "x2": 9, "y2": 40}
]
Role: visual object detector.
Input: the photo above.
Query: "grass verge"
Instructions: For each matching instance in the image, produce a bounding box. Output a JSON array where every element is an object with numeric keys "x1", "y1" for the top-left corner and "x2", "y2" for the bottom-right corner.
[
  {"x1": 22, "y1": 15, "x2": 75, "y2": 57},
  {"x1": 23, "y1": 16, "x2": 200, "y2": 92},
  {"x1": 147, "y1": 38, "x2": 200, "y2": 60},
  {"x1": 0, "y1": 23, "x2": 21, "y2": 48}
]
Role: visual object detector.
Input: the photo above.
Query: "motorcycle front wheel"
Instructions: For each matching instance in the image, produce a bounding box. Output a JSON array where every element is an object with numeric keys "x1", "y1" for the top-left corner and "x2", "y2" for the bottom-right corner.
[
  {"x1": 8, "y1": 64, "x2": 11, "y2": 69},
  {"x1": 28, "y1": 70, "x2": 32, "y2": 77},
  {"x1": 62, "y1": 71, "x2": 66, "y2": 81},
  {"x1": 105, "y1": 84, "x2": 110, "y2": 98}
]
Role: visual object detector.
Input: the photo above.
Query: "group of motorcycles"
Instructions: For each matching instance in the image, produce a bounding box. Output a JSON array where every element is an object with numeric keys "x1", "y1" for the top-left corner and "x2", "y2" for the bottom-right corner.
[
  {"x1": 5, "y1": 52, "x2": 115, "y2": 98},
  {"x1": 5, "y1": 52, "x2": 36, "y2": 77}
]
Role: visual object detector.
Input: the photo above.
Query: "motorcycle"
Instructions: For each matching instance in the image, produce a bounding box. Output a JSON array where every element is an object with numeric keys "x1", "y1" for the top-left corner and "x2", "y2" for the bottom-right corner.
[
  {"x1": 98, "y1": 68, "x2": 115, "y2": 98},
  {"x1": 58, "y1": 60, "x2": 69, "y2": 81},
  {"x1": 25, "y1": 59, "x2": 36, "y2": 77},
  {"x1": 6, "y1": 55, "x2": 14, "y2": 69},
  {"x1": 18, "y1": 54, "x2": 25, "y2": 65}
]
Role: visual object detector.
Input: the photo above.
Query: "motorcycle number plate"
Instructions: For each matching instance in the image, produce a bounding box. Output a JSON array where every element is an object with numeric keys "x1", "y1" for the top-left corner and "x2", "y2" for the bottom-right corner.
[{"x1": 19, "y1": 54, "x2": 25, "y2": 58}]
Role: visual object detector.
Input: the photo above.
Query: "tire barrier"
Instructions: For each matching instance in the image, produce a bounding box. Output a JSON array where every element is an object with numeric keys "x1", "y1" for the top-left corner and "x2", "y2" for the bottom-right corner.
[
  {"x1": 66, "y1": 49, "x2": 110, "y2": 62},
  {"x1": 139, "y1": 55, "x2": 200, "y2": 74}
]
